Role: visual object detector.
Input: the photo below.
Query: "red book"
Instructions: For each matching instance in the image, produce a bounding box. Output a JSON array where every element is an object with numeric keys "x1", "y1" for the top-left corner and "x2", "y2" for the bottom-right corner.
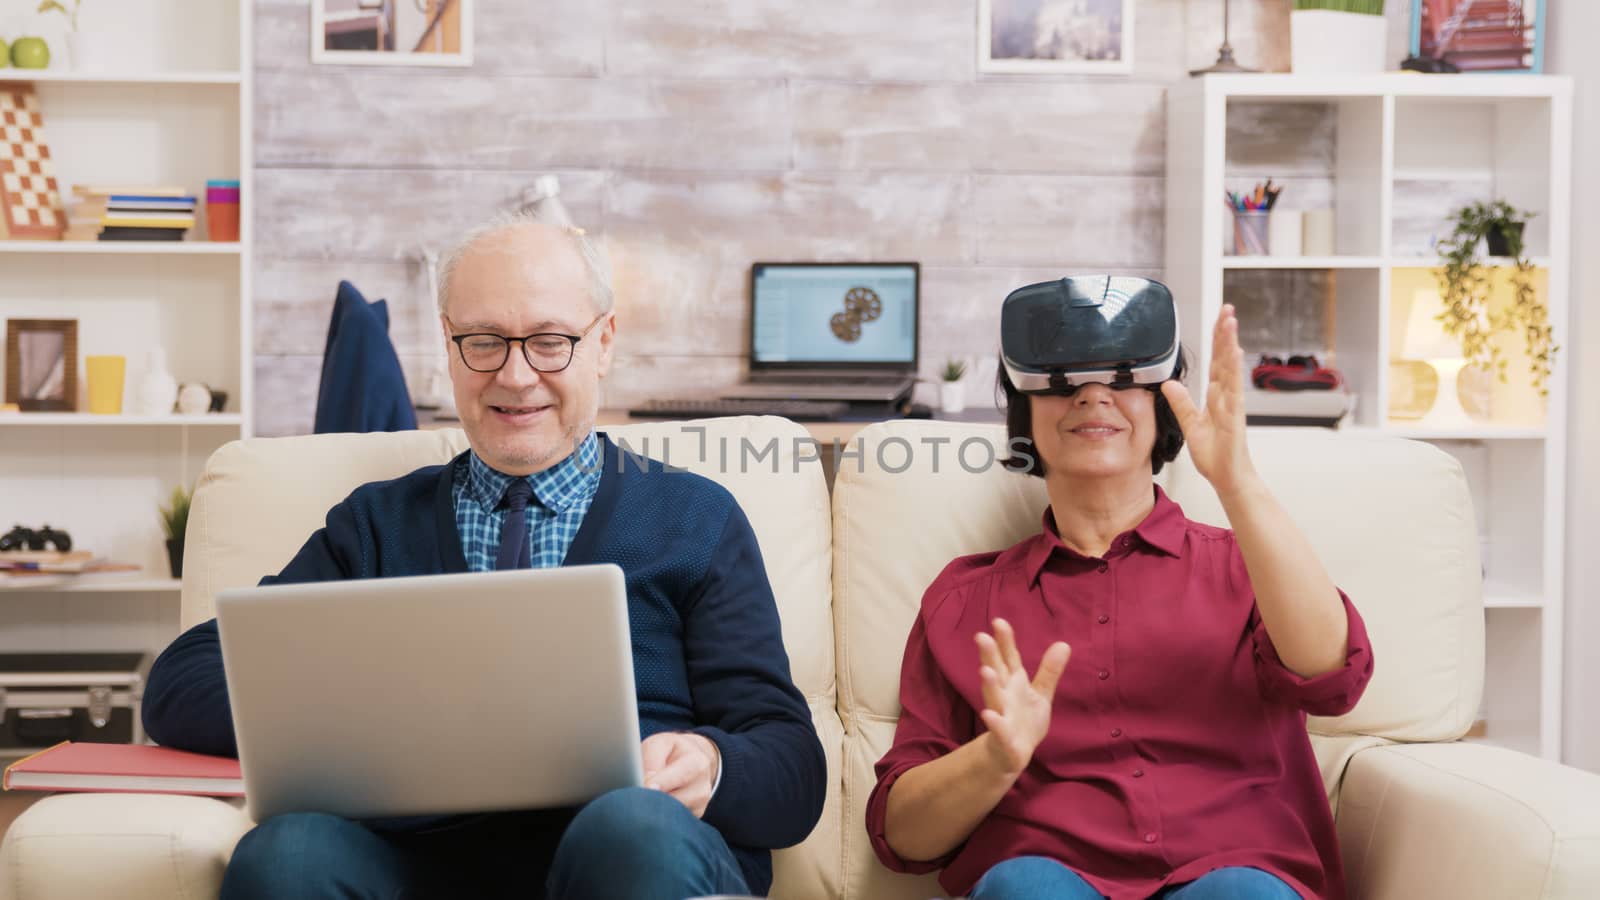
[{"x1": 3, "y1": 742, "x2": 243, "y2": 797}]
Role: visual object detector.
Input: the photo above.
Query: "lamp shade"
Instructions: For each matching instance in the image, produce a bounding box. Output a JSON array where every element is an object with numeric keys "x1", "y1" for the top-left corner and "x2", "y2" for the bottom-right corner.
[{"x1": 1401, "y1": 289, "x2": 1464, "y2": 361}]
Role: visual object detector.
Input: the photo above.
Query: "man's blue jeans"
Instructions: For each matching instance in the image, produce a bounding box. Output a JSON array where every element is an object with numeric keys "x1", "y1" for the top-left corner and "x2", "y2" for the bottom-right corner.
[
  {"x1": 219, "y1": 787, "x2": 749, "y2": 900},
  {"x1": 970, "y1": 857, "x2": 1302, "y2": 900}
]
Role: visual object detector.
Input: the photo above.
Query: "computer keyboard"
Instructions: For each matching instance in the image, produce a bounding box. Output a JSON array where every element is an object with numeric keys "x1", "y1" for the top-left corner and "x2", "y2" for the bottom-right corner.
[{"x1": 627, "y1": 397, "x2": 851, "y2": 421}]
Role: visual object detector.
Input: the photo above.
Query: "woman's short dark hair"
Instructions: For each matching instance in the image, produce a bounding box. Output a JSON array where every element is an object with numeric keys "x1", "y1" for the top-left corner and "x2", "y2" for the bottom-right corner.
[{"x1": 997, "y1": 348, "x2": 1188, "y2": 477}]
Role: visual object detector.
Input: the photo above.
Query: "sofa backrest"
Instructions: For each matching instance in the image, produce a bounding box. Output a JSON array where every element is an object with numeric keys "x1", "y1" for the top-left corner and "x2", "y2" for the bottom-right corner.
[
  {"x1": 181, "y1": 418, "x2": 842, "y2": 899},
  {"x1": 830, "y1": 421, "x2": 1485, "y2": 900}
]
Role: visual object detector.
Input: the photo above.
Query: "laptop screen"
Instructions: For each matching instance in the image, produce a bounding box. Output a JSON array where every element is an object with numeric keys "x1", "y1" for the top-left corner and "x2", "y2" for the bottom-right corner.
[{"x1": 750, "y1": 263, "x2": 919, "y2": 368}]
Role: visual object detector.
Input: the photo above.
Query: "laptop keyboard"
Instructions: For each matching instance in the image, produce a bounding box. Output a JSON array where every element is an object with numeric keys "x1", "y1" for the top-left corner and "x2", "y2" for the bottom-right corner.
[
  {"x1": 627, "y1": 397, "x2": 850, "y2": 421},
  {"x1": 751, "y1": 374, "x2": 910, "y2": 386}
]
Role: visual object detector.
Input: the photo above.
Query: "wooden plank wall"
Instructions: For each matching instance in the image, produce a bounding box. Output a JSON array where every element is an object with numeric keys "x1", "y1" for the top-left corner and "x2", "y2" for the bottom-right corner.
[{"x1": 253, "y1": 0, "x2": 1412, "y2": 436}]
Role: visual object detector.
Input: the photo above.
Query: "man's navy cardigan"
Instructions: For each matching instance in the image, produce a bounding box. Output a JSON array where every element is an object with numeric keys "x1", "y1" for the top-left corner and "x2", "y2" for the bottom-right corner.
[{"x1": 142, "y1": 434, "x2": 826, "y2": 892}]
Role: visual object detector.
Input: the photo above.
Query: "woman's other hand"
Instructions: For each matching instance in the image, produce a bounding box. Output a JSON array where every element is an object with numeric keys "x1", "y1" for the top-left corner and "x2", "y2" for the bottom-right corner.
[{"x1": 975, "y1": 617, "x2": 1071, "y2": 778}]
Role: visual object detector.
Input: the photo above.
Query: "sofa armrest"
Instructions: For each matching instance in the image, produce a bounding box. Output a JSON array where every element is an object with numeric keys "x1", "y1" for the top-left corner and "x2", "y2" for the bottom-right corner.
[
  {"x1": 0, "y1": 793, "x2": 253, "y2": 900},
  {"x1": 1337, "y1": 742, "x2": 1600, "y2": 900}
]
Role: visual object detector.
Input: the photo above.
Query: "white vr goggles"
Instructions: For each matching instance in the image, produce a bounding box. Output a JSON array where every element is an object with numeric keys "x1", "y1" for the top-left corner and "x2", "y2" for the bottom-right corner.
[{"x1": 1000, "y1": 275, "x2": 1181, "y2": 394}]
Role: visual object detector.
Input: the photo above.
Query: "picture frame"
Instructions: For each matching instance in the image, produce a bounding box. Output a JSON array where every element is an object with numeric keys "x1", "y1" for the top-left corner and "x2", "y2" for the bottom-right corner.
[
  {"x1": 979, "y1": 0, "x2": 1134, "y2": 75},
  {"x1": 4, "y1": 318, "x2": 77, "y2": 412},
  {"x1": 1410, "y1": 0, "x2": 1544, "y2": 74},
  {"x1": 312, "y1": 0, "x2": 473, "y2": 67}
]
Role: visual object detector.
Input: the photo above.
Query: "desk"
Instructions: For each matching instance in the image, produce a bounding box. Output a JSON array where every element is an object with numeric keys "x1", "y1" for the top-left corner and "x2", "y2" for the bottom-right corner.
[
  {"x1": 422, "y1": 408, "x2": 1007, "y2": 487},
  {"x1": 423, "y1": 408, "x2": 1005, "y2": 437}
]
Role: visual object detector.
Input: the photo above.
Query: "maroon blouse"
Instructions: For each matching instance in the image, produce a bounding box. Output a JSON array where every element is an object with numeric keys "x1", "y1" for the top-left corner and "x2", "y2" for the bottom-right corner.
[{"x1": 867, "y1": 487, "x2": 1374, "y2": 899}]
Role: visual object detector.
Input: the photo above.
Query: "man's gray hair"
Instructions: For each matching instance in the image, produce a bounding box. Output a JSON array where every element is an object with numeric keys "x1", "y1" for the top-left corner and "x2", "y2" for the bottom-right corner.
[{"x1": 435, "y1": 208, "x2": 614, "y2": 316}]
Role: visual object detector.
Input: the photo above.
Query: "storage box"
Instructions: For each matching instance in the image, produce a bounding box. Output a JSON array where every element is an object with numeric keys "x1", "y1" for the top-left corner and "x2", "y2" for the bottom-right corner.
[{"x1": 0, "y1": 652, "x2": 146, "y2": 749}]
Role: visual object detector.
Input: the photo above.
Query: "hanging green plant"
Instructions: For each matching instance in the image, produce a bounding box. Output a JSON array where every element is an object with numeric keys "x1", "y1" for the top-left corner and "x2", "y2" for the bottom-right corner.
[{"x1": 1431, "y1": 200, "x2": 1556, "y2": 395}]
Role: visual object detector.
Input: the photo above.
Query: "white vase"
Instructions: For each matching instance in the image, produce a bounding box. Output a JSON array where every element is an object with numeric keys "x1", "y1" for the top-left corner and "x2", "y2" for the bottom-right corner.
[
  {"x1": 136, "y1": 348, "x2": 178, "y2": 417},
  {"x1": 940, "y1": 381, "x2": 966, "y2": 415},
  {"x1": 63, "y1": 32, "x2": 84, "y2": 70},
  {"x1": 1290, "y1": 10, "x2": 1388, "y2": 75}
]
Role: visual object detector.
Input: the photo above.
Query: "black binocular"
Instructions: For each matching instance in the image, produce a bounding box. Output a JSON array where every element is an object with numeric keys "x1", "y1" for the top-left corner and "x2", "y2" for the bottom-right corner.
[{"x1": 0, "y1": 524, "x2": 74, "y2": 553}]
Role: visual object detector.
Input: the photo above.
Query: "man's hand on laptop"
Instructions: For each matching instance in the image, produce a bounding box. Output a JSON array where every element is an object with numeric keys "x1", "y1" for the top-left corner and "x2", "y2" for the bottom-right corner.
[{"x1": 641, "y1": 731, "x2": 721, "y2": 818}]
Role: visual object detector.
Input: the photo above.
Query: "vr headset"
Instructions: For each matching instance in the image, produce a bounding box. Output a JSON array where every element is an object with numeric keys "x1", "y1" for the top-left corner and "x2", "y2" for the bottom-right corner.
[{"x1": 1000, "y1": 275, "x2": 1180, "y2": 394}]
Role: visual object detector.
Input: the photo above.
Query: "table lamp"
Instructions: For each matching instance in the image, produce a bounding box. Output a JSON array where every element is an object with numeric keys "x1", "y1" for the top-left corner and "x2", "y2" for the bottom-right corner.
[
  {"x1": 1190, "y1": 0, "x2": 1258, "y2": 75},
  {"x1": 1402, "y1": 288, "x2": 1473, "y2": 427}
]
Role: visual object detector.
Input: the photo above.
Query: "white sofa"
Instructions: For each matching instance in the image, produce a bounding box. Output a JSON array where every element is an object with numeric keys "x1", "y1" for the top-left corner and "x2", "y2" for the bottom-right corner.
[{"x1": 4, "y1": 418, "x2": 1599, "y2": 900}]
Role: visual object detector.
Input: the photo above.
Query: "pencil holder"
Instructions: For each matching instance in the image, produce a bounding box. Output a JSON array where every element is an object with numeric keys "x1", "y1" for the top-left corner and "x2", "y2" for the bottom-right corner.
[{"x1": 1232, "y1": 210, "x2": 1271, "y2": 256}]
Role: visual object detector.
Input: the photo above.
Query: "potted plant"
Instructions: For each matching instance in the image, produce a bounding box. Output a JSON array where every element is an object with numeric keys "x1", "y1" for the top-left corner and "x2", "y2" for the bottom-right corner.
[
  {"x1": 1291, "y1": 0, "x2": 1385, "y2": 75},
  {"x1": 36, "y1": 0, "x2": 86, "y2": 69},
  {"x1": 159, "y1": 484, "x2": 192, "y2": 579},
  {"x1": 1432, "y1": 199, "x2": 1557, "y2": 395},
  {"x1": 939, "y1": 359, "x2": 967, "y2": 415}
]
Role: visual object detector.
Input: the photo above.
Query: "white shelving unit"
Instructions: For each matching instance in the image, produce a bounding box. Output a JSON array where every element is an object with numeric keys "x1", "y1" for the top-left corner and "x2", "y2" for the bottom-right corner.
[
  {"x1": 0, "y1": 0, "x2": 252, "y2": 664},
  {"x1": 1166, "y1": 74, "x2": 1572, "y2": 761}
]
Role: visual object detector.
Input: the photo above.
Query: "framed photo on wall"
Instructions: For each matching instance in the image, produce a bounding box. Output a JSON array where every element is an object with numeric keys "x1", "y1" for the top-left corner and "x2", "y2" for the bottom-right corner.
[
  {"x1": 5, "y1": 319, "x2": 77, "y2": 412},
  {"x1": 312, "y1": 0, "x2": 474, "y2": 67},
  {"x1": 979, "y1": 0, "x2": 1134, "y2": 74},
  {"x1": 1410, "y1": 0, "x2": 1544, "y2": 73}
]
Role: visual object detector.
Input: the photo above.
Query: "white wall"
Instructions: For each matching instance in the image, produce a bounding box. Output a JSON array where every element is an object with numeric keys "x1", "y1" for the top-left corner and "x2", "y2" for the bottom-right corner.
[{"x1": 1548, "y1": 0, "x2": 1600, "y2": 772}]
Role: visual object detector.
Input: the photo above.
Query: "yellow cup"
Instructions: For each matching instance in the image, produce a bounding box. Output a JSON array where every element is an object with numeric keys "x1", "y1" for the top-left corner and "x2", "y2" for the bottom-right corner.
[{"x1": 86, "y1": 355, "x2": 126, "y2": 414}]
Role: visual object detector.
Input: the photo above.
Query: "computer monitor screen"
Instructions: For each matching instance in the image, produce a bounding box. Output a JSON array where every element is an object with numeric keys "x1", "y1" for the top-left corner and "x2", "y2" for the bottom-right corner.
[{"x1": 750, "y1": 263, "x2": 918, "y2": 366}]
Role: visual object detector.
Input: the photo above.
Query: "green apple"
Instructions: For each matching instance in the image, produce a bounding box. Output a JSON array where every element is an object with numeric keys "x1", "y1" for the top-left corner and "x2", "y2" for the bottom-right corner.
[
  {"x1": 0, "y1": 37, "x2": 9, "y2": 67},
  {"x1": 10, "y1": 36, "x2": 50, "y2": 69}
]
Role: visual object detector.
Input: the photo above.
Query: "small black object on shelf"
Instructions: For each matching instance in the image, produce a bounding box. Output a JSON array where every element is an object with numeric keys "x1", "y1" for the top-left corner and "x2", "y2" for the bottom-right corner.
[
  {"x1": 0, "y1": 524, "x2": 74, "y2": 553},
  {"x1": 1400, "y1": 55, "x2": 1460, "y2": 74}
]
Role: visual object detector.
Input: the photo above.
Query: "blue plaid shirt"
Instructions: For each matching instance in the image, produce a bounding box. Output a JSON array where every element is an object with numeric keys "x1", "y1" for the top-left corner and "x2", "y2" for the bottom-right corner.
[{"x1": 452, "y1": 431, "x2": 602, "y2": 571}]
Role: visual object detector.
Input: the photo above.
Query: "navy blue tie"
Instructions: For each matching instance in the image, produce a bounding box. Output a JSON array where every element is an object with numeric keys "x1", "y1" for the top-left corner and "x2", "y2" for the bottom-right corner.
[{"x1": 495, "y1": 479, "x2": 534, "y2": 570}]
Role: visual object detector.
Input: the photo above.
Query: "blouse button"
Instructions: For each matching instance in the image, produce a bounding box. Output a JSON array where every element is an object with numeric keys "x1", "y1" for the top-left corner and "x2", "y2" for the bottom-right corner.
[
  {"x1": 1110, "y1": 728, "x2": 1122, "y2": 738},
  {"x1": 1097, "y1": 669, "x2": 1110, "y2": 680},
  {"x1": 1133, "y1": 769, "x2": 1145, "y2": 778},
  {"x1": 1097, "y1": 562, "x2": 1109, "y2": 573},
  {"x1": 1144, "y1": 833, "x2": 1158, "y2": 843},
  {"x1": 1097, "y1": 614, "x2": 1109, "y2": 624}
]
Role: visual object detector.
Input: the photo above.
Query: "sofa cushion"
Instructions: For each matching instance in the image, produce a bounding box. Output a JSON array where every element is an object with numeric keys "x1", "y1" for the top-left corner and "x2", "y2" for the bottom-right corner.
[
  {"x1": 1162, "y1": 427, "x2": 1484, "y2": 742},
  {"x1": 180, "y1": 416, "x2": 839, "y2": 900}
]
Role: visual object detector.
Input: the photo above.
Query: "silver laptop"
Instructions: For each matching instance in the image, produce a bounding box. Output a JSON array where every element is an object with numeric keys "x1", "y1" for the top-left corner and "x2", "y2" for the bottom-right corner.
[
  {"x1": 215, "y1": 565, "x2": 642, "y2": 822},
  {"x1": 722, "y1": 262, "x2": 920, "y2": 402}
]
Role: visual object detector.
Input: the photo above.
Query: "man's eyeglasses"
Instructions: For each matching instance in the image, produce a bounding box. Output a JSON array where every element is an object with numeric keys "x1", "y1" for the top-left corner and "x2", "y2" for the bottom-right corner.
[{"x1": 446, "y1": 312, "x2": 608, "y2": 374}]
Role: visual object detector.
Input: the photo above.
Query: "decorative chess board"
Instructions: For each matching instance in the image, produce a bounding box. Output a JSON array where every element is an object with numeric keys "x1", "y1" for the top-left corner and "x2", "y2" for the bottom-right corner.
[{"x1": 0, "y1": 84, "x2": 65, "y2": 240}]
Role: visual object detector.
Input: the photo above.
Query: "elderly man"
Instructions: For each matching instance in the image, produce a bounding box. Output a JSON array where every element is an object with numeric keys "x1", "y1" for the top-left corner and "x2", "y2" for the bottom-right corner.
[{"x1": 141, "y1": 216, "x2": 826, "y2": 899}]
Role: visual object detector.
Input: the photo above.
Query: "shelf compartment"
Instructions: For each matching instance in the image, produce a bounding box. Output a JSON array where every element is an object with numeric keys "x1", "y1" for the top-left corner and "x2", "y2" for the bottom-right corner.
[
  {"x1": 1418, "y1": 440, "x2": 1545, "y2": 599},
  {"x1": 28, "y1": 81, "x2": 241, "y2": 213},
  {"x1": 1385, "y1": 267, "x2": 1550, "y2": 430},
  {"x1": 1479, "y1": 607, "x2": 1545, "y2": 758},
  {"x1": 1223, "y1": 95, "x2": 1384, "y2": 259},
  {"x1": 1392, "y1": 96, "x2": 1553, "y2": 260},
  {"x1": 0, "y1": 254, "x2": 244, "y2": 410}
]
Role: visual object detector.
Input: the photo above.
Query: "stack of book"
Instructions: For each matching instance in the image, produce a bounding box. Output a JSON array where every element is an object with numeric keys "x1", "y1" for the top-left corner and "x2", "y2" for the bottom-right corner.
[{"x1": 64, "y1": 186, "x2": 199, "y2": 242}]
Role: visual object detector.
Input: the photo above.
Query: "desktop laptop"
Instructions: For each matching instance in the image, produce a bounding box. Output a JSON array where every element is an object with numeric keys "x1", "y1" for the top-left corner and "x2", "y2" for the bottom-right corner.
[
  {"x1": 720, "y1": 262, "x2": 920, "y2": 403},
  {"x1": 214, "y1": 565, "x2": 643, "y2": 822}
]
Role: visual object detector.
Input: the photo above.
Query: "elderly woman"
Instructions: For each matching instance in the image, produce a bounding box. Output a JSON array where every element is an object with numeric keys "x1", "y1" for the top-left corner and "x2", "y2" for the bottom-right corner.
[{"x1": 866, "y1": 293, "x2": 1374, "y2": 900}]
